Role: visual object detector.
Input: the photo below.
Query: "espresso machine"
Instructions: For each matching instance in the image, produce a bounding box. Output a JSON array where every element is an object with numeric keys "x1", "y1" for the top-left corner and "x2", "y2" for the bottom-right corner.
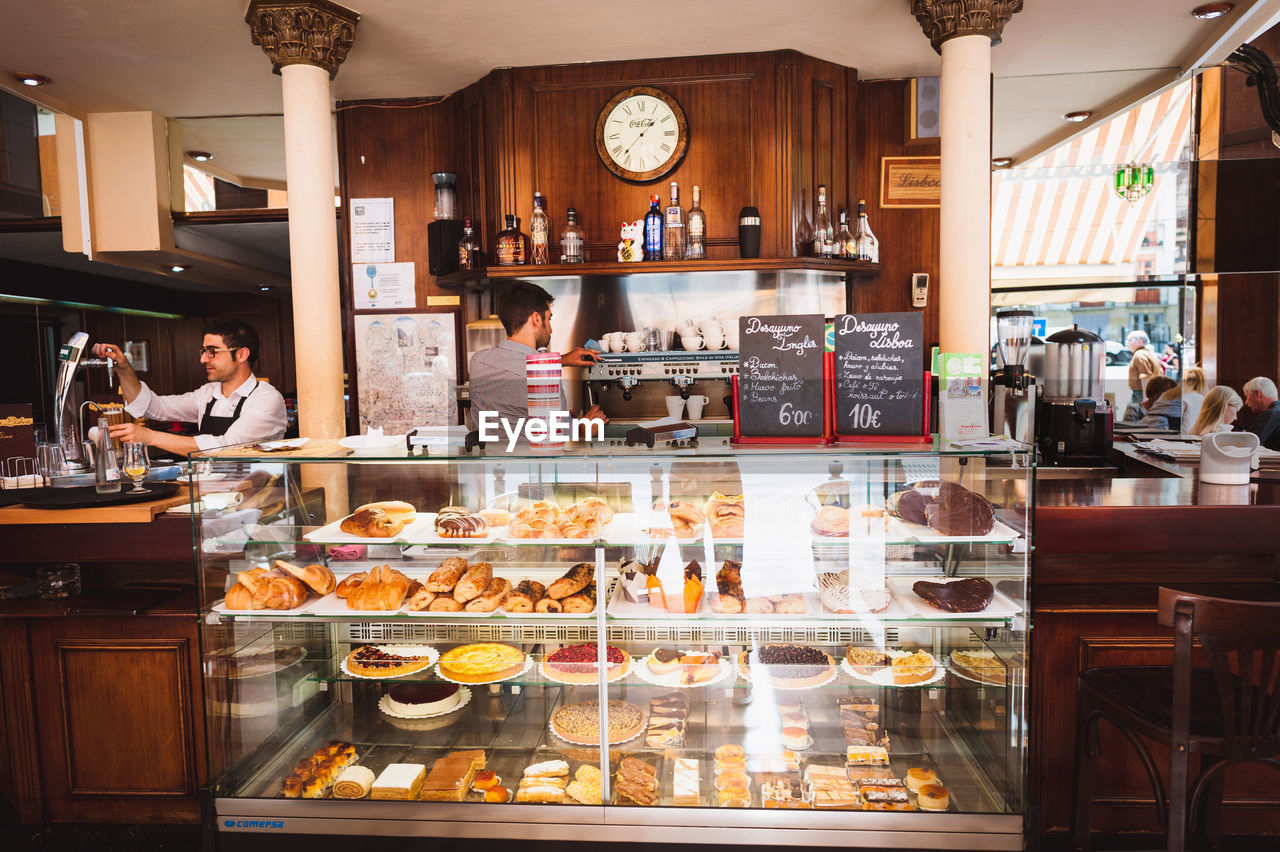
[
  {"x1": 1036, "y1": 325, "x2": 1113, "y2": 465},
  {"x1": 585, "y1": 349, "x2": 739, "y2": 423},
  {"x1": 990, "y1": 310, "x2": 1037, "y2": 445}
]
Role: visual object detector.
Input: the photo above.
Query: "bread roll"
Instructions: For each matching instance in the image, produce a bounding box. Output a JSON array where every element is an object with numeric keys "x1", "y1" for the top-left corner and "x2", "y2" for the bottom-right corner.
[
  {"x1": 502, "y1": 580, "x2": 545, "y2": 613},
  {"x1": 335, "y1": 572, "x2": 366, "y2": 598},
  {"x1": 535, "y1": 596, "x2": 563, "y2": 613},
  {"x1": 340, "y1": 508, "x2": 409, "y2": 538},
  {"x1": 425, "y1": 557, "x2": 468, "y2": 593},
  {"x1": 405, "y1": 587, "x2": 437, "y2": 611},
  {"x1": 355, "y1": 500, "x2": 416, "y2": 518},
  {"x1": 453, "y1": 562, "x2": 494, "y2": 603},
  {"x1": 274, "y1": 560, "x2": 336, "y2": 595},
  {"x1": 546, "y1": 563, "x2": 593, "y2": 599},
  {"x1": 464, "y1": 577, "x2": 512, "y2": 612},
  {"x1": 561, "y1": 582, "x2": 596, "y2": 613},
  {"x1": 428, "y1": 596, "x2": 464, "y2": 612},
  {"x1": 224, "y1": 583, "x2": 264, "y2": 610}
]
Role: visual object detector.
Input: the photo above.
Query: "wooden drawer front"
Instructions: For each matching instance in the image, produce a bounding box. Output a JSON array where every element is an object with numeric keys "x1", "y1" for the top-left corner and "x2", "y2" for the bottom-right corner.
[{"x1": 56, "y1": 639, "x2": 195, "y2": 797}]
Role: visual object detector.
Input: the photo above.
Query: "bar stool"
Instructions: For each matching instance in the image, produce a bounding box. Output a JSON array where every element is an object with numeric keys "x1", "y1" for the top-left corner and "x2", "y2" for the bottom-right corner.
[{"x1": 1071, "y1": 587, "x2": 1280, "y2": 852}]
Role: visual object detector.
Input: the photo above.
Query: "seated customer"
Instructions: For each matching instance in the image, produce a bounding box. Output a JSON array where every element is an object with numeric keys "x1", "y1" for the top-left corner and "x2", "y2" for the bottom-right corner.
[
  {"x1": 1122, "y1": 376, "x2": 1177, "y2": 424},
  {"x1": 1139, "y1": 379, "x2": 1182, "y2": 430},
  {"x1": 1188, "y1": 386, "x2": 1243, "y2": 436},
  {"x1": 1241, "y1": 376, "x2": 1280, "y2": 450},
  {"x1": 1179, "y1": 367, "x2": 1206, "y2": 432}
]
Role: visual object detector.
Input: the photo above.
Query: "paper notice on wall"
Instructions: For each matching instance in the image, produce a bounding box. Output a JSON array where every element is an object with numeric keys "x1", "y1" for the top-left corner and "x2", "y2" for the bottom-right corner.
[
  {"x1": 938, "y1": 352, "x2": 988, "y2": 443},
  {"x1": 350, "y1": 197, "x2": 395, "y2": 263},
  {"x1": 353, "y1": 262, "x2": 416, "y2": 311}
]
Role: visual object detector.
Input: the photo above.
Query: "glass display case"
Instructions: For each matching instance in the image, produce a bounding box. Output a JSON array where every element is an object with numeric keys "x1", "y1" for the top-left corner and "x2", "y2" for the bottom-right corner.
[{"x1": 195, "y1": 440, "x2": 1031, "y2": 850}]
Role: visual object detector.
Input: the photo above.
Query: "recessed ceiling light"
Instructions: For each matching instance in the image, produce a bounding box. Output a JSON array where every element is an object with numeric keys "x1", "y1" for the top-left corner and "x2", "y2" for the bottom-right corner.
[
  {"x1": 1191, "y1": 2, "x2": 1234, "y2": 20},
  {"x1": 170, "y1": 264, "x2": 189, "y2": 273},
  {"x1": 11, "y1": 72, "x2": 51, "y2": 87},
  {"x1": 186, "y1": 151, "x2": 213, "y2": 163},
  {"x1": 992, "y1": 157, "x2": 1013, "y2": 168},
  {"x1": 1064, "y1": 111, "x2": 1092, "y2": 123}
]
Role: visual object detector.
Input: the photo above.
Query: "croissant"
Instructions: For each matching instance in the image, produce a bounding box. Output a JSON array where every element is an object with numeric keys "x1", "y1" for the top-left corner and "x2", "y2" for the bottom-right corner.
[
  {"x1": 255, "y1": 570, "x2": 309, "y2": 610},
  {"x1": 339, "y1": 508, "x2": 409, "y2": 538},
  {"x1": 346, "y1": 565, "x2": 411, "y2": 611},
  {"x1": 335, "y1": 572, "x2": 366, "y2": 598},
  {"x1": 236, "y1": 567, "x2": 272, "y2": 597},
  {"x1": 225, "y1": 583, "x2": 264, "y2": 610},
  {"x1": 274, "y1": 560, "x2": 336, "y2": 595}
]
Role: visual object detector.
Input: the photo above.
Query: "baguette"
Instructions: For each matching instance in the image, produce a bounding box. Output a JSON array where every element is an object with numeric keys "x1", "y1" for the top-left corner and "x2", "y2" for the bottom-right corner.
[
  {"x1": 502, "y1": 580, "x2": 545, "y2": 613},
  {"x1": 561, "y1": 582, "x2": 596, "y2": 614},
  {"x1": 274, "y1": 559, "x2": 337, "y2": 595},
  {"x1": 546, "y1": 562, "x2": 593, "y2": 599},
  {"x1": 453, "y1": 562, "x2": 494, "y2": 603},
  {"x1": 425, "y1": 557, "x2": 469, "y2": 593},
  {"x1": 464, "y1": 577, "x2": 512, "y2": 612}
]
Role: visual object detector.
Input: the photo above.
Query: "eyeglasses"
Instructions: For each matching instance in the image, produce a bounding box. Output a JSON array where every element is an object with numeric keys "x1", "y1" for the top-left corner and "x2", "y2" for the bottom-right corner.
[{"x1": 198, "y1": 346, "x2": 239, "y2": 358}]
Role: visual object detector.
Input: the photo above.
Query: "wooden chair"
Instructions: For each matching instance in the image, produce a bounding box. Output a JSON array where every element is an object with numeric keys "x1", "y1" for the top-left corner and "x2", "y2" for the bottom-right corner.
[{"x1": 1071, "y1": 587, "x2": 1280, "y2": 851}]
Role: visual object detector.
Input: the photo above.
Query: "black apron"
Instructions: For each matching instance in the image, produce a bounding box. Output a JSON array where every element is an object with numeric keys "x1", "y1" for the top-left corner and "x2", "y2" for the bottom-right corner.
[{"x1": 200, "y1": 382, "x2": 257, "y2": 436}]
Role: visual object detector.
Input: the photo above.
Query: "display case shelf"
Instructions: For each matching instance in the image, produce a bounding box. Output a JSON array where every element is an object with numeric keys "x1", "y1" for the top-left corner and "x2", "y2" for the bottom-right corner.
[{"x1": 435, "y1": 257, "x2": 883, "y2": 290}]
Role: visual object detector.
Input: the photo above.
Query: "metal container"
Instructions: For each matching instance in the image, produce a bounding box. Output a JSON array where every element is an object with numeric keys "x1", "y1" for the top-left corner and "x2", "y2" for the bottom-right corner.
[
  {"x1": 1042, "y1": 325, "x2": 1106, "y2": 403},
  {"x1": 464, "y1": 315, "x2": 505, "y2": 361}
]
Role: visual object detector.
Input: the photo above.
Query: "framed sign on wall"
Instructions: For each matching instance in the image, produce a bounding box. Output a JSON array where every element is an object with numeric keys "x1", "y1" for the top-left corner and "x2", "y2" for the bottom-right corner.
[{"x1": 880, "y1": 156, "x2": 941, "y2": 208}]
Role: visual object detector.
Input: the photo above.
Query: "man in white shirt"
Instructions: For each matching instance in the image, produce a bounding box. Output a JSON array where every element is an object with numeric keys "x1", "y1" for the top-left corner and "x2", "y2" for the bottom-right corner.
[{"x1": 92, "y1": 318, "x2": 287, "y2": 455}]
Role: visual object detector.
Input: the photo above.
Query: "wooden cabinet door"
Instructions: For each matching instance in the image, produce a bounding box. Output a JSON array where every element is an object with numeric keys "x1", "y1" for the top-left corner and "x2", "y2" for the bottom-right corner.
[{"x1": 28, "y1": 615, "x2": 205, "y2": 823}]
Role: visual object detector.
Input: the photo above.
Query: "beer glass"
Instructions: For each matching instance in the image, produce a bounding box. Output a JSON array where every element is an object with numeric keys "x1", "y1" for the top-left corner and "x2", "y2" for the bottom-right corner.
[{"x1": 122, "y1": 442, "x2": 150, "y2": 494}]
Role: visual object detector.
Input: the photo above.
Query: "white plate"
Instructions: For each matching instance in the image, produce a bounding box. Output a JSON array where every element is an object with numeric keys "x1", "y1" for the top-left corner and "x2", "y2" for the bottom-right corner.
[
  {"x1": 887, "y1": 577, "x2": 1023, "y2": 619},
  {"x1": 212, "y1": 595, "x2": 320, "y2": 616},
  {"x1": 435, "y1": 654, "x2": 534, "y2": 686},
  {"x1": 887, "y1": 516, "x2": 1023, "y2": 544},
  {"x1": 603, "y1": 513, "x2": 704, "y2": 546},
  {"x1": 631, "y1": 654, "x2": 733, "y2": 688},
  {"x1": 304, "y1": 512, "x2": 495, "y2": 545},
  {"x1": 548, "y1": 714, "x2": 647, "y2": 747},
  {"x1": 946, "y1": 651, "x2": 1010, "y2": 687},
  {"x1": 340, "y1": 645, "x2": 439, "y2": 679},
  {"x1": 735, "y1": 655, "x2": 839, "y2": 690},
  {"x1": 539, "y1": 655, "x2": 633, "y2": 685},
  {"x1": 840, "y1": 654, "x2": 945, "y2": 688},
  {"x1": 606, "y1": 580, "x2": 817, "y2": 620},
  {"x1": 377, "y1": 686, "x2": 471, "y2": 719}
]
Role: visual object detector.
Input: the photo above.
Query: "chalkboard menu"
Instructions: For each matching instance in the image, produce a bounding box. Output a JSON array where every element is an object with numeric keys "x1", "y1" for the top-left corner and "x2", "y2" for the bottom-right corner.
[
  {"x1": 833, "y1": 312, "x2": 925, "y2": 435},
  {"x1": 737, "y1": 314, "x2": 826, "y2": 438}
]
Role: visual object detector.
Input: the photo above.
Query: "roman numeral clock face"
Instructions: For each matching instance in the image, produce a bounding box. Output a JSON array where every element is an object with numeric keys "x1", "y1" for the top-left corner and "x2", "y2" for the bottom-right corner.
[{"x1": 595, "y1": 86, "x2": 688, "y2": 182}]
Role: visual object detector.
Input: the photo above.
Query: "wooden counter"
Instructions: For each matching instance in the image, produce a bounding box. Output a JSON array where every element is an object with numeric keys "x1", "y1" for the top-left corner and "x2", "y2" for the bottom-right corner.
[{"x1": 1030, "y1": 442, "x2": 1280, "y2": 839}]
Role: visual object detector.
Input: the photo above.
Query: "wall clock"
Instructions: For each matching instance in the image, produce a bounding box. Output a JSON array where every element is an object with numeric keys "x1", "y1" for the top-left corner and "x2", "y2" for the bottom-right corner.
[{"x1": 595, "y1": 86, "x2": 688, "y2": 182}]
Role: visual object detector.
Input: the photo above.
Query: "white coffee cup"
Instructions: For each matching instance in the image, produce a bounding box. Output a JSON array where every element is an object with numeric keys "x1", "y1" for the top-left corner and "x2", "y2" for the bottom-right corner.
[
  {"x1": 625, "y1": 331, "x2": 646, "y2": 352},
  {"x1": 681, "y1": 335, "x2": 705, "y2": 351},
  {"x1": 685, "y1": 394, "x2": 710, "y2": 419},
  {"x1": 724, "y1": 324, "x2": 740, "y2": 350},
  {"x1": 605, "y1": 332, "x2": 627, "y2": 353},
  {"x1": 676, "y1": 319, "x2": 697, "y2": 337},
  {"x1": 703, "y1": 330, "x2": 725, "y2": 350},
  {"x1": 665, "y1": 395, "x2": 686, "y2": 419},
  {"x1": 699, "y1": 319, "x2": 724, "y2": 336}
]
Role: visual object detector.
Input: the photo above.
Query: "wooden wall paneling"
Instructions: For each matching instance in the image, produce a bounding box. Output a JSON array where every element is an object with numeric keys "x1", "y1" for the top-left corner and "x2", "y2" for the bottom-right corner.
[
  {"x1": 29, "y1": 616, "x2": 205, "y2": 822},
  {"x1": 0, "y1": 619, "x2": 42, "y2": 821},
  {"x1": 506, "y1": 53, "x2": 782, "y2": 262},
  {"x1": 789, "y1": 52, "x2": 855, "y2": 254},
  {"x1": 852, "y1": 79, "x2": 940, "y2": 347}
]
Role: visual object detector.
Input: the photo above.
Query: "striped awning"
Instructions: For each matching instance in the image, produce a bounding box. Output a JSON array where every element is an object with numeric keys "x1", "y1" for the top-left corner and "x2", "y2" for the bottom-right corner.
[{"x1": 992, "y1": 81, "x2": 1193, "y2": 270}]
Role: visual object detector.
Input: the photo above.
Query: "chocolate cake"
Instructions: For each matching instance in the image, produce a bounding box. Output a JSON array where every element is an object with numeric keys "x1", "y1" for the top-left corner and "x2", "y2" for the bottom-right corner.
[
  {"x1": 911, "y1": 577, "x2": 994, "y2": 613},
  {"x1": 887, "y1": 480, "x2": 995, "y2": 536}
]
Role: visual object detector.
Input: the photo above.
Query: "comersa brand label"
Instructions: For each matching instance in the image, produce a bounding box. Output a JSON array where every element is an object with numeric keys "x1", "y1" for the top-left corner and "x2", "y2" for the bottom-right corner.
[{"x1": 224, "y1": 818, "x2": 285, "y2": 830}]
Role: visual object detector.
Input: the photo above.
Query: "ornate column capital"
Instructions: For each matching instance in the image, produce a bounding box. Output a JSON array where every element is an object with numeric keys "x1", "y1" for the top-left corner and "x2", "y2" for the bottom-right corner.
[
  {"x1": 911, "y1": 0, "x2": 1023, "y2": 54},
  {"x1": 246, "y1": 0, "x2": 360, "y2": 79}
]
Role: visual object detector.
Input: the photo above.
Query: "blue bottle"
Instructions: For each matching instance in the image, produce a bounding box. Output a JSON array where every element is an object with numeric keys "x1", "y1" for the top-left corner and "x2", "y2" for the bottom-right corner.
[{"x1": 643, "y1": 195, "x2": 663, "y2": 261}]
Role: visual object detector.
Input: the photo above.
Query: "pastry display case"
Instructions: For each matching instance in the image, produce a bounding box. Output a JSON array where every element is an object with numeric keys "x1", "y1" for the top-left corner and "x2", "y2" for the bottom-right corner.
[{"x1": 195, "y1": 440, "x2": 1031, "y2": 850}]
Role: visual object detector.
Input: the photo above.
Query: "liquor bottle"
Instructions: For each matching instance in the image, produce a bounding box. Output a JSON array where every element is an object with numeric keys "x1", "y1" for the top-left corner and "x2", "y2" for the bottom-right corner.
[
  {"x1": 643, "y1": 195, "x2": 663, "y2": 261},
  {"x1": 560, "y1": 207, "x2": 585, "y2": 263},
  {"x1": 530, "y1": 191, "x2": 551, "y2": 265},
  {"x1": 663, "y1": 181, "x2": 686, "y2": 261},
  {"x1": 94, "y1": 416, "x2": 121, "y2": 494},
  {"x1": 457, "y1": 217, "x2": 482, "y2": 270},
  {"x1": 685, "y1": 185, "x2": 706, "y2": 260},
  {"x1": 853, "y1": 199, "x2": 879, "y2": 262},
  {"x1": 495, "y1": 214, "x2": 528, "y2": 266},
  {"x1": 812, "y1": 184, "x2": 834, "y2": 258},
  {"x1": 835, "y1": 209, "x2": 854, "y2": 259},
  {"x1": 795, "y1": 188, "x2": 812, "y2": 257}
]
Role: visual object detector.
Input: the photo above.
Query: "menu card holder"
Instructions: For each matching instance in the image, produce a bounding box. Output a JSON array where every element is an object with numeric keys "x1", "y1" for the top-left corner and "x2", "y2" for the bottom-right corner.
[
  {"x1": 730, "y1": 352, "x2": 834, "y2": 446},
  {"x1": 830, "y1": 371, "x2": 933, "y2": 444}
]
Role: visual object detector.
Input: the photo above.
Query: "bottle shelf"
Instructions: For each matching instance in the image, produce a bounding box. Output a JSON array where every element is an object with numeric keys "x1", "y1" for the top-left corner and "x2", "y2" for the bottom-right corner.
[{"x1": 435, "y1": 257, "x2": 882, "y2": 290}]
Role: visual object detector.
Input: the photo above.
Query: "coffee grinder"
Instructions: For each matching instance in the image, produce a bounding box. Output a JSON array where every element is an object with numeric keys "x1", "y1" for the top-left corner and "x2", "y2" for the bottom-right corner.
[
  {"x1": 1036, "y1": 325, "x2": 1114, "y2": 465},
  {"x1": 990, "y1": 310, "x2": 1036, "y2": 445}
]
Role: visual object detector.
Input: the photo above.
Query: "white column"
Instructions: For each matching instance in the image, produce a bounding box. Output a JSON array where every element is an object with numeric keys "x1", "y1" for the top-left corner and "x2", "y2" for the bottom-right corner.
[
  {"x1": 280, "y1": 63, "x2": 344, "y2": 441},
  {"x1": 939, "y1": 34, "x2": 992, "y2": 371}
]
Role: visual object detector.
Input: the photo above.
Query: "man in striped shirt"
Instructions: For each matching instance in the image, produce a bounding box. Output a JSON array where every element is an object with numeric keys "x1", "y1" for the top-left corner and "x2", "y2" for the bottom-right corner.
[{"x1": 467, "y1": 281, "x2": 607, "y2": 429}]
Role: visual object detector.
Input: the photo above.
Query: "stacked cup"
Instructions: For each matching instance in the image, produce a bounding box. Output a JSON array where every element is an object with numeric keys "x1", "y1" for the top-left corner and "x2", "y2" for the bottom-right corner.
[{"x1": 526, "y1": 352, "x2": 566, "y2": 454}]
